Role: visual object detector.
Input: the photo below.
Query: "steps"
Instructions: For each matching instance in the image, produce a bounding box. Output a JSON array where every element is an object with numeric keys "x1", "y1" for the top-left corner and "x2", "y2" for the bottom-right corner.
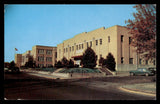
[{"x1": 99, "y1": 68, "x2": 116, "y2": 75}]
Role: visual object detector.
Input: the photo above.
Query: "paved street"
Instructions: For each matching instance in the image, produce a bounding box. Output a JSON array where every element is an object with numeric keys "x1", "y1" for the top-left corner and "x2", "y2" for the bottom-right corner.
[{"x1": 4, "y1": 71, "x2": 156, "y2": 100}]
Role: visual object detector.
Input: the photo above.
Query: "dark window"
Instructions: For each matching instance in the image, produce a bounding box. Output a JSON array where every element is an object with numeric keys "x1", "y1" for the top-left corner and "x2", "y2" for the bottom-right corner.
[
  {"x1": 108, "y1": 36, "x2": 110, "y2": 43},
  {"x1": 121, "y1": 57, "x2": 124, "y2": 64},
  {"x1": 153, "y1": 60, "x2": 156, "y2": 65},
  {"x1": 87, "y1": 42, "x2": 89, "y2": 47},
  {"x1": 64, "y1": 48, "x2": 65, "y2": 53},
  {"x1": 96, "y1": 40, "x2": 98, "y2": 45},
  {"x1": 121, "y1": 35, "x2": 124, "y2": 42},
  {"x1": 100, "y1": 39, "x2": 102, "y2": 45},
  {"x1": 79, "y1": 44, "x2": 81, "y2": 49},
  {"x1": 72, "y1": 46, "x2": 74, "y2": 51},
  {"x1": 146, "y1": 60, "x2": 148, "y2": 65},
  {"x1": 129, "y1": 37, "x2": 132, "y2": 44},
  {"x1": 90, "y1": 41, "x2": 92, "y2": 47},
  {"x1": 76, "y1": 45, "x2": 78, "y2": 50},
  {"x1": 55, "y1": 52, "x2": 57, "y2": 58},
  {"x1": 82, "y1": 44, "x2": 83, "y2": 49},
  {"x1": 139, "y1": 59, "x2": 142, "y2": 64},
  {"x1": 70, "y1": 47, "x2": 71, "y2": 52},
  {"x1": 129, "y1": 58, "x2": 133, "y2": 64}
]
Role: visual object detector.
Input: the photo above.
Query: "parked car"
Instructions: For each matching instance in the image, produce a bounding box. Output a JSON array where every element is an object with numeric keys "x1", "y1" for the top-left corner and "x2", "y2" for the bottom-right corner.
[
  {"x1": 4, "y1": 67, "x2": 20, "y2": 73},
  {"x1": 129, "y1": 68, "x2": 155, "y2": 76},
  {"x1": 148, "y1": 67, "x2": 156, "y2": 75}
]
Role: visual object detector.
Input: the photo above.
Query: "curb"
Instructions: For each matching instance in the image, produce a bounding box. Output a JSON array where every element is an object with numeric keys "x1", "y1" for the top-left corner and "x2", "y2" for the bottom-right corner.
[{"x1": 119, "y1": 86, "x2": 156, "y2": 97}]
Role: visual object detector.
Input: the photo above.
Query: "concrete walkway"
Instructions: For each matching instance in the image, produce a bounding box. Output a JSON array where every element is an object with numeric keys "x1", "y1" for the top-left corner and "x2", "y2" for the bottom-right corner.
[{"x1": 121, "y1": 83, "x2": 156, "y2": 95}]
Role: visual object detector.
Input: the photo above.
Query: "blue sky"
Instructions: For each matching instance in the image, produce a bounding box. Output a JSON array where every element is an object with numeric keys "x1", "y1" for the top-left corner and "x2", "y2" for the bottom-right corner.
[{"x1": 4, "y1": 4, "x2": 136, "y2": 62}]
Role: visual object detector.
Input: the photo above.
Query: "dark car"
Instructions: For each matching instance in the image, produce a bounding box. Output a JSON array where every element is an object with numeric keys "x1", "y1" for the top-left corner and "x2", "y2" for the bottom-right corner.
[
  {"x1": 129, "y1": 68, "x2": 155, "y2": 76},
  {"x1": 148, "y1": 67, "x2": 156, "y2": 75}
]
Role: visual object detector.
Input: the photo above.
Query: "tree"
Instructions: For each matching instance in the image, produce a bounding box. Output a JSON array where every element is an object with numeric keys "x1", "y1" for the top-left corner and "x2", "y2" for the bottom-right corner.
[
  {"x1": 9, "y1": 61, "x2": 16, "y2": 69},
  {"x1": 102, "y1": 53, "x2": 116, "y2": 71},
  {"x1": 55, "y1": 61, "x2": 63, "y2": 68},
  {"x1": 68, "y1": 59, "x2": 74, "y2": 68},
  {"x1": 81, "y1": 47, "x2": 97, "y2": 68},
  {"x1": 61, "y1": 57, "x2": 69, "y2": 67},
  {"x1": 125, "y1": 4, "x2": 156, "y2": 60}
]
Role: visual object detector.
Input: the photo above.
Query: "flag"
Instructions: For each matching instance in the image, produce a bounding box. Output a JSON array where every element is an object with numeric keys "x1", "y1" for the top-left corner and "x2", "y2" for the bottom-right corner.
[{"x1": 15, "y1": 48, "x2": 18, "y2": 51}]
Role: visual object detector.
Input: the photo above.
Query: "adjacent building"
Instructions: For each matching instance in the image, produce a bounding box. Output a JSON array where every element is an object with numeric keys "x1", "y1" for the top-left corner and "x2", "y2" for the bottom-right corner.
[
  {"x1": 15, "y1": 45, "x2": 57, "y2": 68},
  {"x1": 31, "y1": 45, "x2": 57, "y2": 67},
  {"x1": 57, "y1": 25, "x2": 155, "y2": 71}
]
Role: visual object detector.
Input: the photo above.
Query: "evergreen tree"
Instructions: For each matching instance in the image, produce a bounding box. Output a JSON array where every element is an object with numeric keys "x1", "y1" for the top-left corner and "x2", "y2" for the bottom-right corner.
[
  {"x1": 103, "y1": 53, "x2": 116, "y2": 71},
  {"x1": 81, "y1": 47, "x2": 97, "y2": 68},
  {"x1": 61, "y1": 57, "x2": 69, "y2": 67}
]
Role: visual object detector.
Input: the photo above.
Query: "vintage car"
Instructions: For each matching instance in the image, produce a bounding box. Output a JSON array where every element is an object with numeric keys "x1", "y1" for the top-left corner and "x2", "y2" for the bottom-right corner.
[{"x1": 129, "y1": 68, "x2": 155, "y2": 76}]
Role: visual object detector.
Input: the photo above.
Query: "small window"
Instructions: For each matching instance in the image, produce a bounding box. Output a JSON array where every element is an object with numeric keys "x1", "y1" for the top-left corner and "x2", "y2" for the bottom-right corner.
[
  {"x1": 121, "y1": 35, "x2": 124, "y2": 42},
  {"x1": 72, "y1": 46, "x2": 74, "y2": 51},
  {"x1": 66, "y1": 48, "x2": 68, "y2": 52},
  {"x1": 146, "y1": 60, "x2": 148, "y2": 65},
  {"x1": 100, "y1": 54, "x2": 102, "y2": 58},
  {"x1": 90, "y1": 41, "x2": 92, "y2": 47},
  {"x1": 129, "y1": 37, "x2": 132, "y2": 44},
  {"x1": 139, "y1": 59, "x2": 142, "y2": 64},
  {"x1": 108, "y1": 36, "x2": 110, "y2": 43},
  {"x1": 76, "y1": 45, "x2": 78, "y2": 50},
  {"x1": 79, "y1": 44, "x2": 81, "y2": 50},
  {"x1": 121, "y1": 57, "x2": 124, "y2": 64},
  {"x1": 64, "y1": 48, "x2": 65, "y2": 53},
  {"x1": 82, "y1": 44, "x2": 83, "y2": 49},
  {"x1": 100, "y1": 39, "x2": 102, "y2": 45},
  {"x1": 129, "y1": 58, "x2": 133, "y2": 64},
  {"x1": 87, "y1": 42, "x2": 89, "y2": 47},
  {"x1": 96, "y1": 40, "x2": 98, "y2": 45},
  {"x1": 70, "y1": 47, "x2": 71, "y2": 52}
]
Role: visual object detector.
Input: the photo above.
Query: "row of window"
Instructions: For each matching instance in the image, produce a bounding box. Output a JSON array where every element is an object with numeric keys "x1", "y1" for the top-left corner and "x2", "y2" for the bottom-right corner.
[
  {"x1": 121, "y1": 57, "x2": 133, "y2": 64},
  {"x1": 38, "y1": 64, "x2": 52, "y2": 67},
  {"x1": 38, "y1": 57, "x2": 52, "y2": 62},
  {"x1": 38, "y1": 49, "x2": 52, "y2": 55},
  {"x1": 63, "y1": 39, "x2": 103, "y2": 53}
]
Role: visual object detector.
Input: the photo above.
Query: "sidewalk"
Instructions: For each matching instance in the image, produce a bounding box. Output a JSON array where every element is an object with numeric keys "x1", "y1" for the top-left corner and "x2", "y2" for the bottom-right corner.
[{"x1": 120, "y1": 82, "x2": 156, "y2": 96}]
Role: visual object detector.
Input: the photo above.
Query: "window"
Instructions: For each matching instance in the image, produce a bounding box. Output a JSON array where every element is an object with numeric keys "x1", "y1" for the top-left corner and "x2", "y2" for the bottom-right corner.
[
  {"x1": 121, "y1": 57, "x2": 124, "y2": 64},
  {"x1": 108, "y1": 36, "x2": 110, "y2": 43},
  {"x1": 139, "y1": 59, "x2": 142, "y2": 64},
  {"x1": 153, "y1": 60, "x2": 156, "y2": 65},
  {"x1": 96, "y1": 40, "x2": 98, "y2": 45},
  {"x1": 46, "y1": 57, "x2": 52, "y2": 62},
  {"x1": 82, "y1": 44, "x2": 83, "y2": 49},
  {"x1": 46, "y1": 50, "x2": 52, "y2": 55},
  {"x1": 129, "y1": 37, "x2": 132, "y2": 44},
  {"x1": 100, "y1": 39, "x2": 102, "y2": 45},
  {"x1": 146, "y1": 60, "x2": 148, "y2": 65},
  {"x1": 79, "y1": 44, "x2": 81, "y2": 49},
  {"x1": 55, "y1": 52, "x2": 57, "y2": 58},
  {"x1": 38, "y1": 49, "x2": 44, "y2": 54},
  {"x1": 70, "y1": 47, "x2": 71, "y2": 52},
  {"x1": 90, "y1": 41, "x2": 92, "y2": 47},
  {"x1": 38, "y1": 56, "x2": 44, "y2": 62},
  {"x1": 121, "y1": 35, "x2": 124, "y2": 42},
  {"x1": 72, "y1": 46, "x2": 74, "y2": 51},
  {"x1": 129, "y1": 58, "x2": 133, "y2": 64},
  {"x1": 76, "y1": 45, "x2": 78, "y2": 50},
  {"x1": 38, "y1": 64, "x2": 44, "y2": 68},
  {"x1": 87, "y1": 42, "x2": 89, "y2": 47}
]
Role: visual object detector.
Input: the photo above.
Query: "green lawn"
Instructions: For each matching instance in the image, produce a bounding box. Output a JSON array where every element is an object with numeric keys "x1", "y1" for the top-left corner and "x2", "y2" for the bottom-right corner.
[{"x1": 59, "y1": 68, "x2": 101, "y2": 73}]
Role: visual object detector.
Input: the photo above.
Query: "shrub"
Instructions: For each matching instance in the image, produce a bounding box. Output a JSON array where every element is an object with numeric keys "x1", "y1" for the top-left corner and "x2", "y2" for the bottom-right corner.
[{"x1": 55, "y1": 61, "x2": 63, "y2": 68}]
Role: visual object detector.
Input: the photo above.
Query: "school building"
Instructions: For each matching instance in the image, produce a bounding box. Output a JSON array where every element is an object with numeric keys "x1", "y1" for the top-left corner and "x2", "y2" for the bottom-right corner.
[{"x1": 57, "y1": 25, "x2": 156, "y2": 71}]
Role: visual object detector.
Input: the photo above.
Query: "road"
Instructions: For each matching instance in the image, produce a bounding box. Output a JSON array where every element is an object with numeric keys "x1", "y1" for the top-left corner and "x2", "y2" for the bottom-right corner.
[{"x1": 4, "y1": 72, "x2": 156, "y2": 100}]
